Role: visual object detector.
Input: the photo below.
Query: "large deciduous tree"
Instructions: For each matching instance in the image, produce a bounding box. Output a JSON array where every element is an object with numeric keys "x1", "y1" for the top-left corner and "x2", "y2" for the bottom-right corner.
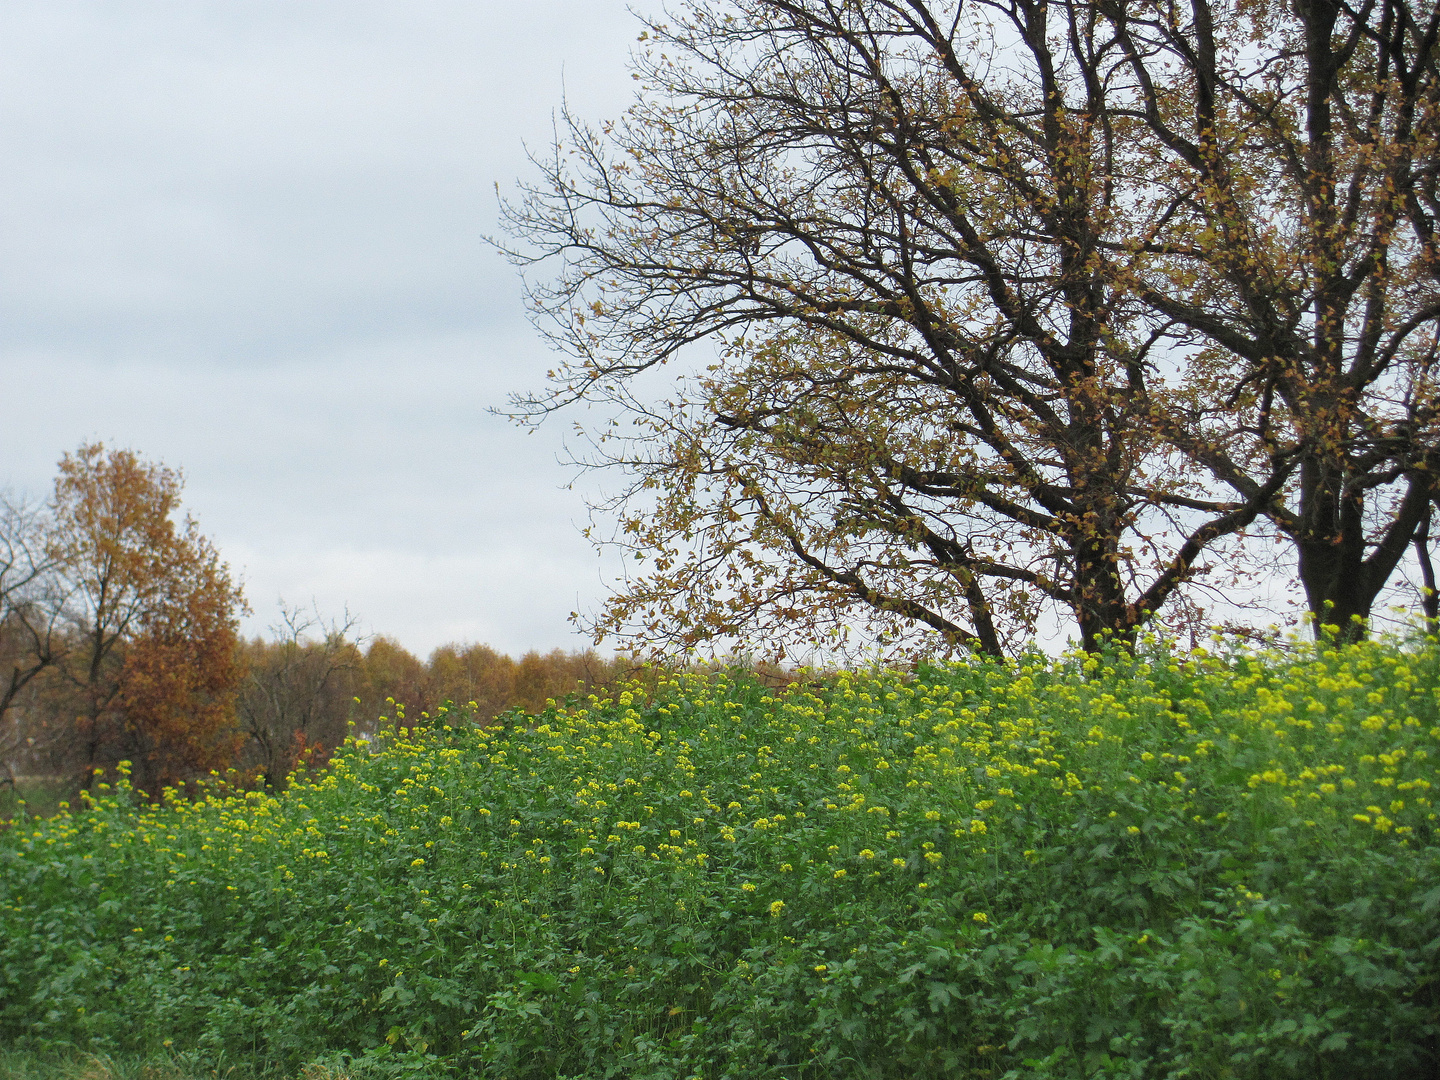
[
  {"x1": 48, "y1": 444, "x2": 247, "y2": 794},
  {"x1": 1109, "y1": 0, "x2": 1440, "y2": 638},
  {"x1": 503, "y1": 0, "x2": 1440, "y2": 656},
  {"x1": 502, "y1": 0, "x2": 1301, "y2": 658}
]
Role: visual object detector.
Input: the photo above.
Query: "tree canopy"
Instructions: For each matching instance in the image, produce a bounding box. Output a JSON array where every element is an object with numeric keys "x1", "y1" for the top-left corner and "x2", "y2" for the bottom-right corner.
[
  {"x1": 1112, "y1": 0, "x2": 1440, "y2": 638},
  {"x1": 502, "y1": 0, "x2": 1440, "y2": 657},
  {"x1": 48, "y1": 444, "x2": 248, "y2": 793}
]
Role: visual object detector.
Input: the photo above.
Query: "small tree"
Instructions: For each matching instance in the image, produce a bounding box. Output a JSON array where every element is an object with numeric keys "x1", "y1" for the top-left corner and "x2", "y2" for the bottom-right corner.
[
  {"x1": 237, "y1": 603, "x2": 362, "y2": 787},
  {"x1": 0, "y1": 494, "x2": 64, "y2": 786}
]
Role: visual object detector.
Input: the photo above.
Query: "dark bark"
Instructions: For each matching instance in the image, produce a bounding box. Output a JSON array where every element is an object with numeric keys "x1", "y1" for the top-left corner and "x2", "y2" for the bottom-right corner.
[{"x1": 1414, "y1": 503, "x2": 1439, "y2": 626}]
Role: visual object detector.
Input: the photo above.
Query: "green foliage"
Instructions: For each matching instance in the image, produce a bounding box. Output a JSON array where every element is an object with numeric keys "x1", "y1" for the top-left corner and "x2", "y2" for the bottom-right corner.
[
  {"x1": 0, "y1": 776, "x2": 68, "y2": 821},
  {"x1": 2, "y1": 636, "x2": 1437, "y2": 1078}
]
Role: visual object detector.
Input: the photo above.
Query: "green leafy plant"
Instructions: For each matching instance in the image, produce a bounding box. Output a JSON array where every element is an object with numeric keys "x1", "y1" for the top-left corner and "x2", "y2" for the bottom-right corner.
[{"x1": 3, "y1": 634, "x2": 1436, "y2": 1078}]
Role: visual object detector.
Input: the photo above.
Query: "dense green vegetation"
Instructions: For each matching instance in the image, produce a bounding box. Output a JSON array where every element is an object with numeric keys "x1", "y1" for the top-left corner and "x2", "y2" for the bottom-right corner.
[
  {"x1": 2, "y1": 636, "x2": 1437, "y2": 1079},
  {"x1": 0, "y1": 776, "x2": 68, "y2": 821}
]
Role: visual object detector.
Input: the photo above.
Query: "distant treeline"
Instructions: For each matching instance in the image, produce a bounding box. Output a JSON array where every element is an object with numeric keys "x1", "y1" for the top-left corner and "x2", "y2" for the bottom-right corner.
[
  {"x1": 7, "y1": 607, "x2": 631, "y2": 799},
  {"x1": 234, "y1": 625, "x2": 633, "y2": 787},
  {"x1": 0, "y1": 442, "x2": 636, "y2": 802}
]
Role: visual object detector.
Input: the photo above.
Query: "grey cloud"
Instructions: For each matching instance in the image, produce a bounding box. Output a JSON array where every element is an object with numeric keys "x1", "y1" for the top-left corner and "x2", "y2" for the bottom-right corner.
[{"x1": 0, "y1": 0, "x2": 644, "y2": 655}]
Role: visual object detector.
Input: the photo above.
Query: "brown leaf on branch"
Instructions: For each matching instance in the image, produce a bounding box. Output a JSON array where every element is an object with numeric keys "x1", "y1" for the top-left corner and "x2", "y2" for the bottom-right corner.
[
  {"x1": 498, "y1": 0, "x2": 1327, "y2": 658},
  {"x1": 46, "y1": 443, "x2": 247, "y2": 796}
]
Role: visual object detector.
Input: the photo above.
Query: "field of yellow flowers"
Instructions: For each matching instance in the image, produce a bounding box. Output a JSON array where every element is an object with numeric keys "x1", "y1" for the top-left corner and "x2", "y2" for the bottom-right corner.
[{"x1": 2, "y1": 636, "x2": 1437, "y2": 1079}]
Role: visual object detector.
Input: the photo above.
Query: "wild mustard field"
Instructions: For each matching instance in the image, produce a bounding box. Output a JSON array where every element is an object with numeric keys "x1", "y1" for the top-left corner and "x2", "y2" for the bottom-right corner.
[{"x1": 2, "y1": 638, "x2": 1437, "y2": 1080}]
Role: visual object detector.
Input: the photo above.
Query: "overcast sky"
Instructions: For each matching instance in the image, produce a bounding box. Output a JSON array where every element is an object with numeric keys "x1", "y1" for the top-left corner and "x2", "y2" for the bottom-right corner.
[{"x1": 0, "y1": 1, "x2": 650, "y2": 658}]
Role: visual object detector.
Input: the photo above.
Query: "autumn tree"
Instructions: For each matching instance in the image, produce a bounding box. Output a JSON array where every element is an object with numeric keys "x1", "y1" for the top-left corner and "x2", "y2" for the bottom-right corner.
[
  {"x1": 500, "y1": 0, "x2": 1300, "y2": 659},
  {"x1": 356, "y1": 636, "x2": 434, "y2": 723},
  {"x1": 512, "y1": 648, "x2": 619, "y2": 714},
  {"x1": 348, "y1": 638, "x2": 629, "y2": 727},
  {"x1": 427, "y1": 642, "x2": 518, "y2": 722},
  {"x1": 46, "y1": 444, "x2": 247, "y2": 794}
]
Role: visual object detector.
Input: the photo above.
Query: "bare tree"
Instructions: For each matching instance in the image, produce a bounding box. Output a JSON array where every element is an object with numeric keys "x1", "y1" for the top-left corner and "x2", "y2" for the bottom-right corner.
[
  {"x1": 0, "y1": 494, "x2": 64, "y2": 788},
  {"x1": 236, "y1": 602, "x2": 363, "y2": 787}
]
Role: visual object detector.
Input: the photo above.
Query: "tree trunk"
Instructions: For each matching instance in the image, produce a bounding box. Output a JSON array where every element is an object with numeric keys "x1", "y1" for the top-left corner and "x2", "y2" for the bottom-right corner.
[{"x1": 1296, "y1": 464, "x2": 1434, "y2": 641}]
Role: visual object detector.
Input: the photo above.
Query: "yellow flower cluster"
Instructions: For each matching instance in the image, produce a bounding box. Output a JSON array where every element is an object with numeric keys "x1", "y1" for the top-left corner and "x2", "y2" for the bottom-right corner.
[{"x1": 3, "y1": 637, "x2": 1435, "y2": 968}]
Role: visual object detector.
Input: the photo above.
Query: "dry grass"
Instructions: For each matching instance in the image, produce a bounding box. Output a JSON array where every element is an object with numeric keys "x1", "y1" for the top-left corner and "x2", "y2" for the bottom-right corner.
[
  {"x1": 0, "y1": 1051, "x2": 381, "y2": 1080},
  {"x1": 0, "y1": 774, "x2": 70, "y2": 820},
  {"x1": 0, "y1": 1050, "x2": 297, "y2": 1080}
]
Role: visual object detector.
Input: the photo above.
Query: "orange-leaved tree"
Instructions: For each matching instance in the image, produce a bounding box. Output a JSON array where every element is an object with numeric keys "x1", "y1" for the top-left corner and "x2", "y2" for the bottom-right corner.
[{"x1": 48, "y1": 443, "x2": 247, "y2": 795}]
